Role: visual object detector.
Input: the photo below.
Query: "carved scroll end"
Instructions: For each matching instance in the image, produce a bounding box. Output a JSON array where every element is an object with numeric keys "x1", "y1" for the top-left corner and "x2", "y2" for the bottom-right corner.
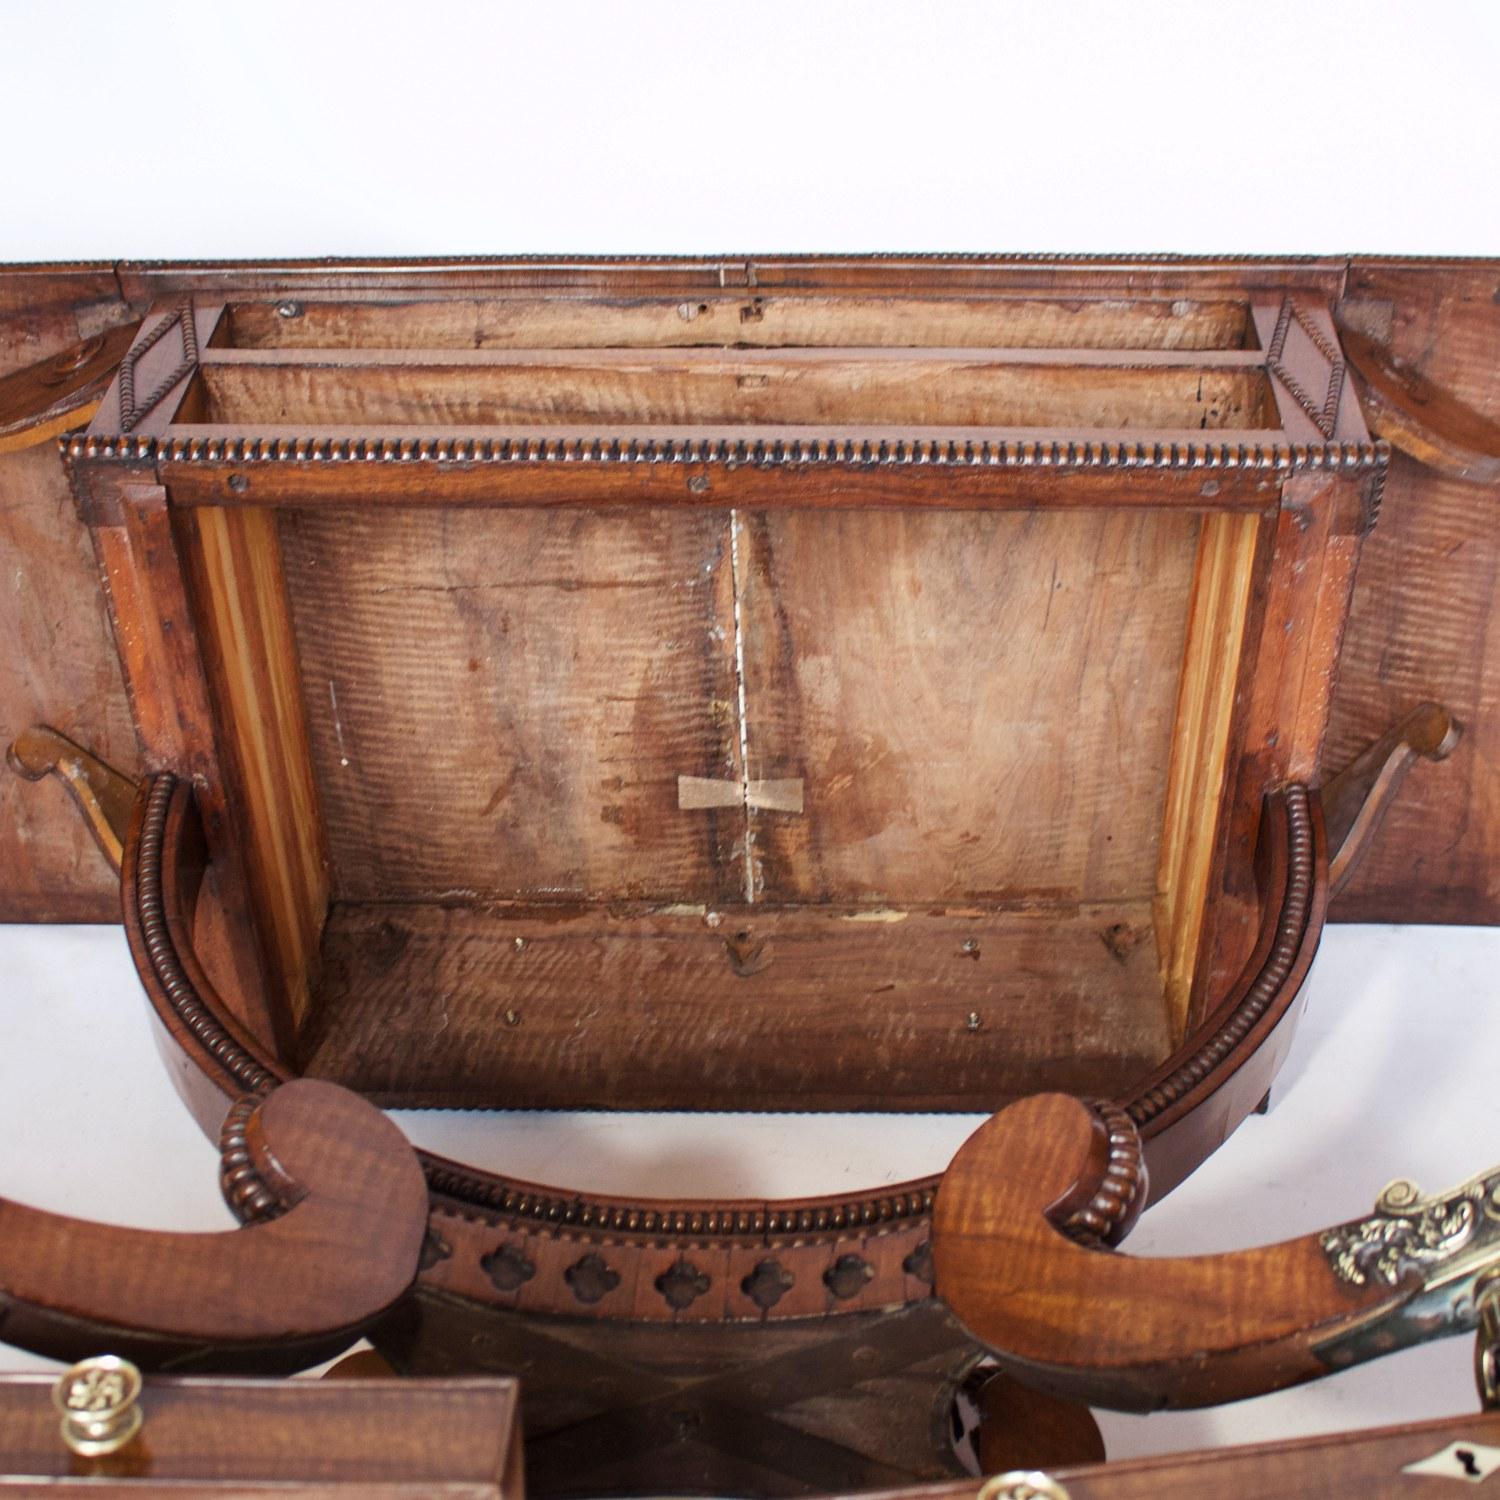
[
  {"x1": 1052, "y1": 1101, "x2": 1148, "y2": 1250},
  {"x1": 218, "y1": 1093, "x2": 305, "y2": 1226}
]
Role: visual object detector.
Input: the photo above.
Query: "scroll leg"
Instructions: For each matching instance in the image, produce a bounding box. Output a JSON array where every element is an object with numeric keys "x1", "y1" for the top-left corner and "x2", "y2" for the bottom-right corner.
[
  {"x1": 0, "y1": 1079, "x2": 428, "y2": 1373},
  {"x1": 933, "y1": 1094, "x2": 1500, "y2": 1410},
  {"x1": 7, "y1": 725, "x2": 137, "y2": 876},
  {"x1": 1322, "y1": 701, "x2": 1461, "y2": 896}
]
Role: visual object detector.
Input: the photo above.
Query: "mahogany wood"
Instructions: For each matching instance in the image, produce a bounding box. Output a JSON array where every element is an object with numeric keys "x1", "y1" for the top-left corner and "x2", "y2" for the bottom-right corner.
[
  {"x1": 1329, "y1": 259, "x2": 1500, "y2": 923},
  {"x1": 1339, "y1": 315, "x2": 1500, "y2": 483},
  {"x1": 301, "y1": 899, "x2": 1171, "y2": 1110},
  {"x1": 7, "y1": 724, "x2": 135, "y2": 873},
  {"x1": 0, "y1": 1371, "x2": 520, "y2": 1495},
  {"x1": 6, "y1": 254, "x2": 1494, "y2": 929},
  {"x1": 65, "y1": 277, "x2": 1378, "y2": 1117},
  {"x1": 0, "y1": 1079, "x2": 428, "y2": 1373},
  {"x1": 0, "y1": 322, "x2": 141, "y2": 456},
  {"x1": 935, "y1": 1082, "x2": 1500, "y2": 1423},
  {"x1": 864, "y1": 1407, "x2": 1500, "y2": 1499},
  {"x1": 933, "y1": 1093, "x2": 1404, "y2": 1409},
  {"x1": 0, "y1": 268, "x2": 142, "y2": 921},
  {"x1": 1324, "y1": 701, "x2": 1462, "y2": 894},
  {"x1": 120, "y1": 775, "x2": 1322, "y2": 1327},
  {"x1": 5, "y1": 256, "x2": 1461, "y2": 1497},
  {"x1": 971, "y1": 1370, "x2": 1107, "y2": 1475}
]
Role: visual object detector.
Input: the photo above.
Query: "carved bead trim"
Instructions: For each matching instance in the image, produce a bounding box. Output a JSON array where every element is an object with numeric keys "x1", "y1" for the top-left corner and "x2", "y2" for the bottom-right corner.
[
  {"x1": 1057, "y1": 1102, "x2": 1146, "y2": 1247},
  {"x1": 1125, "y1": 785, "x2": 1314, "y2": 1127},
  {"x1": 422, "y1": 1162, "x2": 937, "y2": 1238},
  {"x1": 65, "y1": 429, "x2": 1387, "y2": 476},
  {"x1": 134, "y1": 775, "x2": 278, "y2": 1096},
  {"x1": 117, "y1": 302, "x2": 198, "y2": 433},
  {"x1": 217, "y1": 1095, "x2": 294, "y2": 1224},
  {"x1": 1365, "y1": 458, "x2": 1390, "y2": 532}
]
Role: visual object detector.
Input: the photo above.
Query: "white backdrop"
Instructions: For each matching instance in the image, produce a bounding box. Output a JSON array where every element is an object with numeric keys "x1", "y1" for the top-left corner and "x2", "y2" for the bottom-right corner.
[
  {"x1": 0, "y1": 0, "x2": 1498, "y2": 259},
  {"x1": 1, "y1": 0, "x2": 1498, "y2": 1473},
  {"x1": 2, "y1": 924, "x2": 1498, "y2": 1461}
]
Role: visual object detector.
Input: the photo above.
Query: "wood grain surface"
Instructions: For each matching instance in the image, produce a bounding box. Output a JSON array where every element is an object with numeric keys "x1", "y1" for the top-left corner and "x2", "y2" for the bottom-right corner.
[
  {"x1": 218, "y1": 292, "x2": 1256, "y2": 351},
  {"x1": 0, "y1": 1080, "x2": 428, "y2": 1372},
  {"x1": 0, "y1": 1372, "x2": 518, "y2": 1493},
  {"x1": 1330, "y1": 260, "x2": 1500, "y2": 922},
  {"x1": 874, "y1": 1407, "x2": 1500, "y2": 1500},
  {"x1": 736, "y1": 508, "x2": 1198, "y2": 906},
  {"x1": 279, "y1": 504, "x2": 743, "y2": 906},
  {"x1": 301, "y1": 898, "x2": 1171, "y2": 1108},
  {"x1": 0, "y1": 268, "x2": 141, "y2": 920},
  {"x1": 932, "y1": 1093, "x2": 1398, "y2": 1410},
  {"x1": 197, "y1": 352, "x2": 1273, "y2": 431}
]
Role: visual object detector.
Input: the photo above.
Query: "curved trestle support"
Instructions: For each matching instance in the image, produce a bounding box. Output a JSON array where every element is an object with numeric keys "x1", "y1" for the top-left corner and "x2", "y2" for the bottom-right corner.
[
  {"x1": 0, "y1": 1080, "x2": 428, "y2": 1373},
  {"x1": 933, "y1": 1092, "x2": 1500, "y2": 1410}
]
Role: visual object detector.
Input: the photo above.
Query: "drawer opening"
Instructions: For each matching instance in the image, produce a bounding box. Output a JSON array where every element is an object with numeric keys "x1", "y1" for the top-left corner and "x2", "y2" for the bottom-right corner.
[{"x1": 178, "y1": 501, "x2": 1226, "y2": 1110}]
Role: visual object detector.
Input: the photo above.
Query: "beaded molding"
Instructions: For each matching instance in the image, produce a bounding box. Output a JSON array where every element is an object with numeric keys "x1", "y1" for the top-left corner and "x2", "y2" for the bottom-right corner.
[
  {"x1": 131, "y1": 775, "x2": 1315, "y2": 1245},
  {"x1": 1126, "y1": 785, "x2": 1314, "y2": 1128},
  {"x1": 135, "y1": 768, "x2": 1320, "y2": 1248},
  {"x1": 132, "y1": 776, "x2": 278, "y2": 1097},
  {"x1": 1057, "y1": 1101, "x2": 1148, "y2": 1248},
  {"x1": 65, "y1": 430, "x2": 1389, "y2": 475},
  {"x1": 218, "y1": 1095, "x2": 293, "y2": 1224}
]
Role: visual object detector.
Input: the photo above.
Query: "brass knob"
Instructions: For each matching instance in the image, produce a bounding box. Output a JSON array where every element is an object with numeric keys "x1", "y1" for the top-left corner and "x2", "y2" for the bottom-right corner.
[
  {"x1": 978, "y1": 1470, "x2": 1074, "y2": 1494},
  {"x1": 978, "y1": 1473, "x2": 1072, "y2": 1500},
  {"x1": 53, "y1": 1356, "x2": 143, "y2": 1457}
]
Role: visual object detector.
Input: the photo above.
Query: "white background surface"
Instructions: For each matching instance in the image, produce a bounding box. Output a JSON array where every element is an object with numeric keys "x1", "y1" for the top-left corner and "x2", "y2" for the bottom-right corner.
[
  {"x1": 0, "y1": 0, "x2": 1498, "y2": 259},
  {"x1": 1, "y1": 0, "x2": 1497, "y2": 1470},
  {"x1": 0, "y1": 923, "x2": 1497, "y2": 1459}
]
